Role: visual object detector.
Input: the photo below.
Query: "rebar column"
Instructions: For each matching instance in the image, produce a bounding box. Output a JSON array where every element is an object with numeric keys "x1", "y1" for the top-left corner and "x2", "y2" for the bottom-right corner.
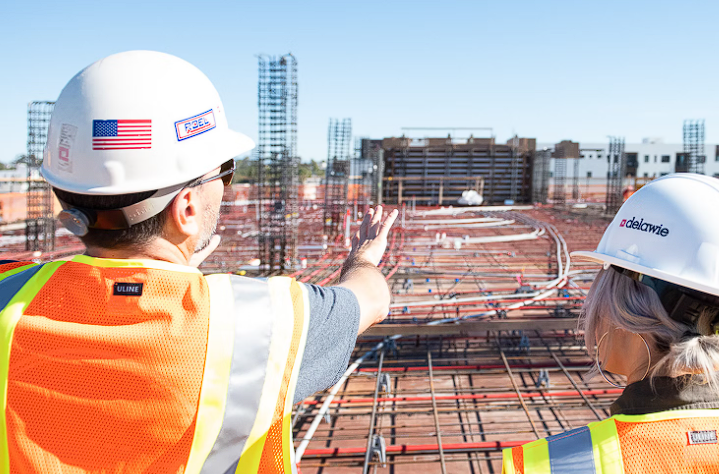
[
  {"x1": 256, "y1": 54, "x2": 299, "y2": 274},
  {"x1": 532, "y1": 149, "x2": 551, "y2": 204},
  {"x1": 683, "y1": 119, "x2": 705, "y2": 175},
  {"x1": 26, "y1": 101, "x2": 56, "y2": 252},
  {"x1": 605, "y1": 136, "x2": 626, "y2": 215},
  {"x1": 553, "y1": 157, "x2": 566, "y2": 205},
  {"x1": 323, "y1": 118, "x2": 351, "y2": 238}
]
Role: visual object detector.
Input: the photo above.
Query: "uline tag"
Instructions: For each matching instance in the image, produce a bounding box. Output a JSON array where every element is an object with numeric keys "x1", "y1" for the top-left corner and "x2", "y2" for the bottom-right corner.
[
  {"x1": 113, "y1": 282, "x2": 144, "y2": 296},
  {"x1": 688, "y1": 430, "x2": 717, "y2": 445}
]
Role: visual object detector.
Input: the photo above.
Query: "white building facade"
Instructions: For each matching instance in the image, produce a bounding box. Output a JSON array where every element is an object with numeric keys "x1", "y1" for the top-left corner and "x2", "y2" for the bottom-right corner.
[{"x1": 539, "y1": 139, "x2": 719, "y2": 180}]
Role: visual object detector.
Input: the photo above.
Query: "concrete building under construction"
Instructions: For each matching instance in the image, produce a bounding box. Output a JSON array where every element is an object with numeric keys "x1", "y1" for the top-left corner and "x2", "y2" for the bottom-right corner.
[{"x1": 366, "y1": 136, "x2": 536, "y2": 205}]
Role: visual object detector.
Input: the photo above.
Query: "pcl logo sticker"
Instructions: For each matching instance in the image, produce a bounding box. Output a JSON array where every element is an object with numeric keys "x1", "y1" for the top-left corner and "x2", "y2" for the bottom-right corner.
[{"x1": 175, "y1": 109, "x2": 216, "y2": 141}]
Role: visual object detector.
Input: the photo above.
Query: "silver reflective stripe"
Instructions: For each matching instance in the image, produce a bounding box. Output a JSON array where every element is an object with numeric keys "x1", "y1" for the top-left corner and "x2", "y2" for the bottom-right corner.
[
  {"x1": 199, "y1": 276, "x2": 274, "y2": 473},
  {"x1": 547, "y1": 426, "x2": 597, "y2": 474}
]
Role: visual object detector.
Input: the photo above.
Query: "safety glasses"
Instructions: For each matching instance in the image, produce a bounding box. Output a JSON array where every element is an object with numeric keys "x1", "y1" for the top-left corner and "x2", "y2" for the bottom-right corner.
[{"x1": 189, "y1": 159, "x2": 236, "y2": 188}]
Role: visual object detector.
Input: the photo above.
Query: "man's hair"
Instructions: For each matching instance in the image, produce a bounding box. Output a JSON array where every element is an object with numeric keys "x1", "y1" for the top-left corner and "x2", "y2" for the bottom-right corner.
[{"x1": 53, "y1": 188, "x2": 171, "y2": 249}]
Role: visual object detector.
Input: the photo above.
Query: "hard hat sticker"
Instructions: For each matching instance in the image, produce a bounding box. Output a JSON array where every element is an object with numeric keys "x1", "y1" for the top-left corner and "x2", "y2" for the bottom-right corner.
[
  {"x1": 58, "y1": 124, "x2": 78, "y2": 173},
  {"x1": 175, "y1": 109, "x2": 216, "y2": 141},
  {"x1": 92, "y1": 120, "x2": 152, "y2": 150}
]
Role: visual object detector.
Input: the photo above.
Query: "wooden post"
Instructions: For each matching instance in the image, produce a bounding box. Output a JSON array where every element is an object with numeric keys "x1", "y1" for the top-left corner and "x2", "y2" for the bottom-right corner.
[
  {"x1": 398, "y1": 180, "x2": 403, "y2": 205},
  {"x1": 438, "y1": 179, "x2": 444, "y2": 205}
]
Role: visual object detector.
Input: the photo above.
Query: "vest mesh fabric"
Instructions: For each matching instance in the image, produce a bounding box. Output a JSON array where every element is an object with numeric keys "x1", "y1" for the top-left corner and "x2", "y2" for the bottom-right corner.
[
  {"x1": 0, "y1": 261, "x2": 35, "y2": 274},
  {"x1": 6, "y1": 262, "x2": 210, "y2": 473},
  {"x1": 511, "y1": 446, "x2": 524, "y2": 473},
  {"x1": 616, "y1": 417, "x2": 719, "y2": 474},
  {"x1": 257, "y1": 281, "x2": 305, "y2": 473}
]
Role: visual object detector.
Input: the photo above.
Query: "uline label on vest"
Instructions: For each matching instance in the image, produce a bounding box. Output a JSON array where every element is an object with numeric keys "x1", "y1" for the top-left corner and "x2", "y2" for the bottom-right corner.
[
  {"x1": 688, "y1": 430, "x2": 717, "y2": 445},
  {"x1": 113, "y1": 282, "x2": 144, "y2": 296}
]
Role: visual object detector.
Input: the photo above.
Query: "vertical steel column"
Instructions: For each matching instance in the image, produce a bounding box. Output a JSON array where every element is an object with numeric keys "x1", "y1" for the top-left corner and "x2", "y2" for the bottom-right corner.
[
  {"x1": 605, "y1": 136, "x2": 626, "y2": 215},
  {"x1": 26, "y1": 101, "x2": 56, "y2": 252},
  {"x1": 553, "y1": 157, "x2": 566, "y2": 205},
  {"x1": 257, "y1": 54, "x2": 298, "y2": 273},
  {"x1": 684, "y1": 119, "x2": 705, "y2": 175},
  {"x1": 510, "y1": 135, "x2": 520, "y2": 202},
  {"x1": 324, "y1": 118, "x2": 351, "y2": 238},
  {"x1": 572, "y1": 158, "x2": 580, "y2": 200}
]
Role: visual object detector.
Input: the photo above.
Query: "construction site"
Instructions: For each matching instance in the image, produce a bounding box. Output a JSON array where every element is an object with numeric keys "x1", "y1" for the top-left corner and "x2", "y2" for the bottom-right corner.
[{"x1": 2, "y1": 53, "x2": 712, "y2": 474}]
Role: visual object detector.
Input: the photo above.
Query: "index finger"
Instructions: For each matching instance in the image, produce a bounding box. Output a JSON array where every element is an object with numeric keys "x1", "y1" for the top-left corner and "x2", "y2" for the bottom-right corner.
[{"x1": 377, "y1": 209, "x2": 399, "y2": 240}]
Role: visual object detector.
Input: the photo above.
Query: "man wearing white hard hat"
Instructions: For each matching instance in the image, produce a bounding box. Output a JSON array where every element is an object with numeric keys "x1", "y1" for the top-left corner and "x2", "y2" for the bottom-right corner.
[
  {"x1": 0, "y1": 51, "x2": 396, "y2": 473},
  {"x1": 503, "y1": 173, "x2": 719, "y2": 473}
]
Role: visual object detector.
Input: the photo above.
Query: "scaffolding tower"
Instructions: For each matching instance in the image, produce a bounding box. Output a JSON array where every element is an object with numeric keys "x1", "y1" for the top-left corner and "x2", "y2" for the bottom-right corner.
[
  {"x1": 510, "y1": 135, "x2": 521, "y2": 202},
  {"x1": 358, "y1": 139, "x2": 384, "y2": 206},
  {"x1": 683, "y1": 119, "x2": 705, "y2": 175},
  {"x1": 323, "y1": 118, "x2": 351, "y2": 237},
  {"x1": 572, "y1": 157, "x2": 580, "y2": 200},
  {"x1": 256, "y1": 54, "x2": 299, "y2": 273},
  {"x1": 605, "y1": 136, "x2": 626, "y2": 215},
  {"x1": 532, "y1": 149, "x2": 551, "y2": 204},
  {"x1": 552, "y1": 157, "x2": 566, "y2": 205},
  {"x1": 26, "y1": 101, "x2": 56, "y2": 252}
]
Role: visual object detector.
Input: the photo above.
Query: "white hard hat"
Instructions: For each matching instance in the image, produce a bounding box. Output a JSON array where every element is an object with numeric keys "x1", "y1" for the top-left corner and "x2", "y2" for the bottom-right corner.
[
  {"x1": 42, "y1": 50, "x2": 254, "y2": 195},
  {"x1": 572, "y1": 173, "x2": 719, "y2": 298}
]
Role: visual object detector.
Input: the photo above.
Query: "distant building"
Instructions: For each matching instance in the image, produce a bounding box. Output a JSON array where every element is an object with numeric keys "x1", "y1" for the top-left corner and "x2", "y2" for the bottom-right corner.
[
  {"x1": 553, "y1": 140, "x2": 580, "y2": 159},
  {"x1": 0, "y1": 164, "x2": 29, "y2": 193},
  {"x1": 538, "y1": 140, "x2": 719, "y2": 180},
  {"x1": 367, "y1": 135, "x2": 535, "y2": 204}
]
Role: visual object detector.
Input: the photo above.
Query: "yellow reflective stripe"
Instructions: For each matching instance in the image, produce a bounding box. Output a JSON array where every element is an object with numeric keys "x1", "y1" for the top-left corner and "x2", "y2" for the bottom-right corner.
[
  {"x1": 0, "y1": 264, "x2": 37, "y2": 282},
  {"x1": 71, "y1": 254, "x2": 202, "y2": 274},
  {"x1": 588, "y1": 418, "x2": 623, "y2": 474},
  {"x1": 282, "y1": 281, "x2": 310, "y2": 473},
  {"x1": 235, "y1": 276, "x2": 296, "y2": 473},
  {"x1": 522, "y1": 438, "x2": 550, "y2": 474},
  {"x1": 613, "y1": 409, "x2": 719, "y2": 423},
  {"x1": 502, "y1": 447, "x2": 516, "y2": 473},
  {"x1": 0, "y1": 261, "x2": 64, "y2": 474},
  {"x1": 184, "y1": 274, "x2": 236, "y2": 474}
]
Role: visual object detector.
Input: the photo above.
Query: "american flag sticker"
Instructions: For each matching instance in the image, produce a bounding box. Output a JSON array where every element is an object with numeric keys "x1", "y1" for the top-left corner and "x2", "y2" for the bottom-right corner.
[{"x1": 92, "y1": 120, "x2": 152, "y2": 150}]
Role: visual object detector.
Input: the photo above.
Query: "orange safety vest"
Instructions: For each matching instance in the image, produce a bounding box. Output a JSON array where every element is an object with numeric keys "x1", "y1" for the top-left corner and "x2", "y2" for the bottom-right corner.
[
  {"x1": 503, "y1": 409, "x2": 719, "y2": 473},
  {"x1": 0, "y1": 255, "x2": 310, "y2": 474}
]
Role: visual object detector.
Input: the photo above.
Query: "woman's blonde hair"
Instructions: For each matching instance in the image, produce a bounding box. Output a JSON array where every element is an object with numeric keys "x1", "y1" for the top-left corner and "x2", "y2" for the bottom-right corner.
[{"x1": 581, "y1": 268, "x2": 719, "y2": 389}]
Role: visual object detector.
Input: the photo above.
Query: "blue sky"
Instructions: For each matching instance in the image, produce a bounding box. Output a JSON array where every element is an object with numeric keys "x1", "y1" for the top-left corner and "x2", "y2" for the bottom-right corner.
[{"x1": 2, "y1": 0, "x2": 718, "y2": 164}]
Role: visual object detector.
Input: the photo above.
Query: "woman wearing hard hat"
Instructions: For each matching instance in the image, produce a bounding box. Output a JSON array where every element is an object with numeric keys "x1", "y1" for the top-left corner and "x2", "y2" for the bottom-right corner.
[{"x1": 503, "y1": 173, "x2": 719, "y2": 473}]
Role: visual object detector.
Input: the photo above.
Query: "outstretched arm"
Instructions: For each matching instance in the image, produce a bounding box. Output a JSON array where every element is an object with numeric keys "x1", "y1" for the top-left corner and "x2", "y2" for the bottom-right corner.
[{"x1": 337, "y1": 205, "x2": 398, "y2": 335}]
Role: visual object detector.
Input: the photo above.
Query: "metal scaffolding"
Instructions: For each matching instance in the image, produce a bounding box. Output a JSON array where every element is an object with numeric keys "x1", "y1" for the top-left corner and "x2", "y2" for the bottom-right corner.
[
  {"x1": 532, "y1": 149, "x2": 551, "y2": 204},
  {"x1": 605, "y1": 136, "x2": 626, "y2": 215},
  {"x1": 358, "y1": 139, "x2": 384, "y2": 207},
  {"x1": 572, "y1": 158, "x2": 580, "y2": 200},
  {"x1": 256, "y1": 54, "x2": 299, "y2": 273},
  {"x1": 26, "y1": 101, "x2": 56, "y2": 252},
  {"x1": 552, "y1": 157, "x2": 566, "y2": 205},
  {"x1": 324, "y1": 118, "x2": 351, "y2": 237},
  {"x1": 510, "y1": 136, "x2": 521, "y2": 202},
  {"x1": 683, "y1": 119, "x2": 705, "y2": 175}
]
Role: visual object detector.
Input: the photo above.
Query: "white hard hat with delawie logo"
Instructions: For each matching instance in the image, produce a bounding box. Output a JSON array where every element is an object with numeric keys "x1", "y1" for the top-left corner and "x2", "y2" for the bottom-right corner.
[
  {"x1": 572, "y1": 173, "x2": 719, "y2": 326},
  {"x1": 41, "y1": 50, "x2": 255, "y2": 235}
]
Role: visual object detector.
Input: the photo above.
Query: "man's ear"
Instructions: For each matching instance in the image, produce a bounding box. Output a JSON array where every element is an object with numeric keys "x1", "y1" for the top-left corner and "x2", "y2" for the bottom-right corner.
[{"x1": 168, "y1": 187, "x2": 201, "y2": 239}]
